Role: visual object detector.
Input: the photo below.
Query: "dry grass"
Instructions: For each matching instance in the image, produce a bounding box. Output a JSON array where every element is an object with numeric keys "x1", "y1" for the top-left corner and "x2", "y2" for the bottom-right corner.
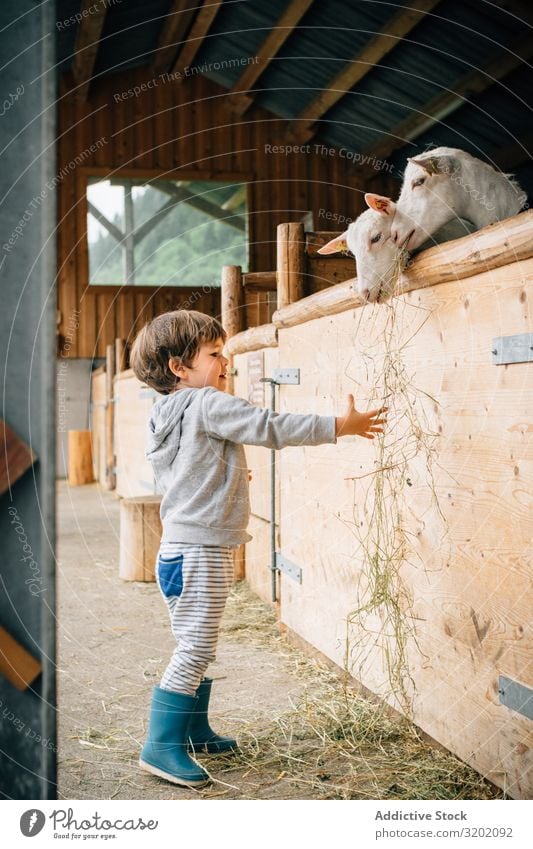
[
  {"x1": 338, "y1": 287, "x2": 454, "y2": 715},
  {"x1": 210, "y1": 582, "x2": 504, "y2": 801}
]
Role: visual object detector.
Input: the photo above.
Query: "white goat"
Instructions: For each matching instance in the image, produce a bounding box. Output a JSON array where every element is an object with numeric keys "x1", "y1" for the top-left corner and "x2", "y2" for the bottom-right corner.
[
  {"x1": 391, "y1": 146, "x2": 526, "y2": 251},
  {"x1": 318, "y1": 193, "x2": 474, "y2": 303}
]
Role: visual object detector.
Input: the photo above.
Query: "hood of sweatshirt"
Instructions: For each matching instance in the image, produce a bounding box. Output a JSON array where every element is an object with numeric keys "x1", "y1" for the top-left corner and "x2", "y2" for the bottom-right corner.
[{"x1": 146, "y1": 388, "x2": 198, "y2": 471}]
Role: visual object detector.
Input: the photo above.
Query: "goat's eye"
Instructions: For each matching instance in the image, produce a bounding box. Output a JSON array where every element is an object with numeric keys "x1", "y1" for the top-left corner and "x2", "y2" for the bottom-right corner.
[
  {"x1": 412, "y1": 177, "x2": 425, "y2": 188},
  {"x1": 370, "y1": 233, "x2": 382, "y2": 244}
]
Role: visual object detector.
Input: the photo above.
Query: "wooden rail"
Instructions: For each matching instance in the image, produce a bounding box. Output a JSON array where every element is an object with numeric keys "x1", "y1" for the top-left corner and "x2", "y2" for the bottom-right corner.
[{"x1": 274, "y1": 210, "x2": 533, "y2": 328}]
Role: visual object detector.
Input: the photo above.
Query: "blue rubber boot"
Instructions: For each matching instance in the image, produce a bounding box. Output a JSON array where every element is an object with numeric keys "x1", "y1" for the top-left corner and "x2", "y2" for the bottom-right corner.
[
  {"x1": 139, "y1": 686, "x2": 210, "y2": 787},
  {"x1": 187, "y1": 677, "x2": 237, "y2": 755}
]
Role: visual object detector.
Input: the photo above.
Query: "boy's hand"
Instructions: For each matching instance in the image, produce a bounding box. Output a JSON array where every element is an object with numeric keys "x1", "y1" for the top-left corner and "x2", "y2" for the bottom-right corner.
[{"x1": 335, "y1": 394, "x2": 388, "y2": 439}]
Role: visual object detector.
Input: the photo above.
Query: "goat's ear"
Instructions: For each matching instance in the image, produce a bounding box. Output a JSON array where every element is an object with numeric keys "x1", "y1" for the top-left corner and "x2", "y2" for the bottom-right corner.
[
  {"x1": 317, "y1": 231, "x2": 349, "y2": 255},
  {"x1": 364, "y1": 193, "x2": 395, "y2": 215},
  {"x1": 410, "y1": 155, "x2": 457, "y2": 176}
]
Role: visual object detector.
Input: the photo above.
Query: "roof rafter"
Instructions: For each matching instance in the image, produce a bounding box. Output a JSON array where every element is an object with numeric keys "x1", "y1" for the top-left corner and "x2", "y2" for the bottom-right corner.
[
  {"x1": 151, "y1": 0, "x2": 201, "y2": 76},
  {"x1": 71, "y1": 0, "x2": 110, "y2": 99},
  {"x1": 171, "y1": 0, "x2": 223, "y2": 78},
  {"x1": 227, "y1": 0, "x2": 315, "y2": 116},
  {"x1": 489, "y1": 129, "x2": 533, "y2": 172},
  {"x1": 360, "y1": 31, "x2": 533, "y2": 165},
  {"x1": 287, "y1": 0, "x2": 441, "y2": 143}
]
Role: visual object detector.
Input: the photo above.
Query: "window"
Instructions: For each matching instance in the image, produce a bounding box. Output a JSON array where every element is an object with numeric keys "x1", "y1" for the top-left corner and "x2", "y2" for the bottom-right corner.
[{"x1": 87, "y1": 176, "x2": 248, "y2": 286}]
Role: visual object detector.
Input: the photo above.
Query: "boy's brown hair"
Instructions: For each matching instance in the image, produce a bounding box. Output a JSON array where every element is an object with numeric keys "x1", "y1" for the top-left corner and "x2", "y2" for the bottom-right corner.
[{"x1": 130, "y1": 309, "x2": 227, "y2": 394}]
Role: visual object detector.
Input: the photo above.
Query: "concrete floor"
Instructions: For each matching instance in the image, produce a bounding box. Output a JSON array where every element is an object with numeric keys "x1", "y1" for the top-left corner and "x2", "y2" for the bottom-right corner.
[
  {"x1": 56, "y1": 481, "x2": 502, "y2": 802},
  {"x1": 56, "y1": 481, "x2": 313, "y2": 800}
]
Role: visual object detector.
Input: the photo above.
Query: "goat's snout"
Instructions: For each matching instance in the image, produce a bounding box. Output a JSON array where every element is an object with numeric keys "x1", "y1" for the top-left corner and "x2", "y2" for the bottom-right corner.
[{"x1": 390, "y1": 226, "x2": 399, "y2": 244}]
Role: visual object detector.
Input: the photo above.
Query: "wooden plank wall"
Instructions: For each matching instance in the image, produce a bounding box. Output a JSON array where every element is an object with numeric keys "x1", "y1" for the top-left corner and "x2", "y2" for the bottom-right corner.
[
  {"x1": 234, "y1": 346, "x2": 280, "y2": 604},
  {"x1": 113, "y1": 370, "x2": 157, "y2": 498},
  {"x1": 265, "y1": 259, "x2": 532, "y2": 798},
  {"x1": 57, "y1": 68, "x2": 388, "y2": 357},
  {"x1": 89, "y1": 367, "x2": 106, "y2": 484}
]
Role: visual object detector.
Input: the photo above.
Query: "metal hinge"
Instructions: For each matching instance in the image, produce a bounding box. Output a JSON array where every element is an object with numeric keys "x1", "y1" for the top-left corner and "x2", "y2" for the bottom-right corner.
[
  {"x1": 275, "y1": 552, "x2": 302, "y2": 584},
  {"x1": 498, "y1": 675, "x2": 533, "y2": 719},
  {"x1": 492, "y1": 333, "x2": 533, "y2": 365},
  {"x1": 272, "y1": 368, "x2": 300, "y2": 385}
]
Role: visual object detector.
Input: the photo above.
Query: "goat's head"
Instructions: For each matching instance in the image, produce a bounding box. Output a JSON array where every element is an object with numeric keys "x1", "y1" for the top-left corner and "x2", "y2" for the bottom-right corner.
[
  {"x1": 318, "y1": 194, "x2": 409, "y2": 303},
  {"x1": 392, "y1": 149, "x2": 461, "y2": 251}
]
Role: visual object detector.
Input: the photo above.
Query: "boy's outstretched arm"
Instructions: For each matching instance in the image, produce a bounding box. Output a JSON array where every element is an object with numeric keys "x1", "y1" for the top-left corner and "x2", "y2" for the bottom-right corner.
[
  {"x1": 335, "y1": 393, "x2": 388, "y2": 439},
  {"x1": 201, "y1": 387, "x2": 387, "y2": 449}
]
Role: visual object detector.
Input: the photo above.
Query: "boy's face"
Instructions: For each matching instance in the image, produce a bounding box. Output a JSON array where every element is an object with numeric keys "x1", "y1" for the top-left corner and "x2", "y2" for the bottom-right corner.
[{"x1": 169, "y1": 337, "x2": 229, "y2": 391}]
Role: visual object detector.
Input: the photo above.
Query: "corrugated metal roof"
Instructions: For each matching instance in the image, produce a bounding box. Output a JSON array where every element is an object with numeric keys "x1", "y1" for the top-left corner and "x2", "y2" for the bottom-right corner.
[{"x1": 56, "y1": 0, "x2": 533, "y2": 196}]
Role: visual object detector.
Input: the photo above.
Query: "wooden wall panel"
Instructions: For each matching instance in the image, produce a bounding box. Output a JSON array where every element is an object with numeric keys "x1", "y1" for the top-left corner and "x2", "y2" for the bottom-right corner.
[
  {"x1": 113, "y1": 370, "x2": 157, "y2": 498},
  {"x1": 245, "y1": 514, "x2": 276, "y2": 606},
  {"x1": 268, "y1": 259, "x2": 532, "y2": 798},
  {"x1": 90, "y1": 368, "x2": 107, "y2": 484},
  {"x1": 57, "y1": 68, "x2": 391, "y2": 357}
]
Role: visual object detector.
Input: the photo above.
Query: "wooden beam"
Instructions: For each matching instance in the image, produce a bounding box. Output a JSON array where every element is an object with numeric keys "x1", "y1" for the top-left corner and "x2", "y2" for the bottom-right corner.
[
  {"x1": 271, "y1": 210, "x2": 533, "y2": 329},
  {"x1": 156, "y1": 182, "x2": 246, "y2": 231},
  {"x1": 227, "y1": 0, "x2": 315, "y2": 116},
  {"x1": 489, "y1": 130, "x2": 533, "y2": 172},
  {"x1": 80, "y1": 166, "x2": 254, "y2": 183},
  {"x1": 172, "y1": 0, "x2": 223, "y2": 77},
  {"x1": 287, "y1": 0, "x2": 440, "y2": 143},
  {"x1": 71, "y1": 0, "x2": 110, "y2": 100},
  {"x1": 87, "y1": 202, "x2": 123, "y2": 243},
  {"x1": 242, "y1": 271, "x2": 277, "y2": 292},
  {"x1": 492, "y1": 1, "x2": 533, "y2": 26},
  {"x1": 226, "y1": 323, "x2": 278, "y2": 356},
  {"x1": 151, "y1": 0, "x2": 200, "y2": 76},
  {"x1": 222, "y1": 185, "x2": 247, "y2": 211},
  {"x1": 361, "y1": 31, "x2": 533, "y2": 165}
]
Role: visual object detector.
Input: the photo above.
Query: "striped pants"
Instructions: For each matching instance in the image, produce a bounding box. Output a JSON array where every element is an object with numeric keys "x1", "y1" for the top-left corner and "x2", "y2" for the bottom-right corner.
[{"x1": 155, "y1": 541, "x2": 235, "y2": 696}]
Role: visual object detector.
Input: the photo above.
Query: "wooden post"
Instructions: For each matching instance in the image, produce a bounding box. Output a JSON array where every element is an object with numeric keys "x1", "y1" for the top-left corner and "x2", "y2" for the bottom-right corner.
[
  {"x1": 119, "y1": 495, "x2": 162, "y2": 582},
  {"x1": 221, "y1": 265, "x2": 245, "y2": 396},
  {"x1": 277, "y1": 222, "x2": 305, "y2": 310},
  {"x1": 104, "y1": 343, "x2": 116, "y2": 490},
  {"x1": 221, "y1": 265, "x2": 245, "y2": 337},
  {"x1": 67, "y1": 430, "x2": 95, "y2": 485},
  {"x1": 115, "y1": 337, "x2": 127, "y2": 373}
]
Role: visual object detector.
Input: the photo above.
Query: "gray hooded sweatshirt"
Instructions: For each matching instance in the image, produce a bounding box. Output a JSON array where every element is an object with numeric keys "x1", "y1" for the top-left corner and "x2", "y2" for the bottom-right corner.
[{"x1": 146, "y1": 386, "x2": 337, "y2": 548}]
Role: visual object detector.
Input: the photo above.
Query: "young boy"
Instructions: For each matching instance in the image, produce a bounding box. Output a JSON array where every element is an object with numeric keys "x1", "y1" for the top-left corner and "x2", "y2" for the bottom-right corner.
[{"x1": 130, "y1": 309, "x2": 387, "y2": 788}]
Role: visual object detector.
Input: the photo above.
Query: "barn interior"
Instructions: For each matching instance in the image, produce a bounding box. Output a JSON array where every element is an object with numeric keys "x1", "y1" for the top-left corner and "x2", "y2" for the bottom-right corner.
[{"x1": 1, "y1": 0, "x2": 532, "y2": 802}]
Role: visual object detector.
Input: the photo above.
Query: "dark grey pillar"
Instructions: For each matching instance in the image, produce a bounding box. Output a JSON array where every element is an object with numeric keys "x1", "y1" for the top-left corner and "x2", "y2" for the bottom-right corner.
[{"x1": 0, "y1": 0, "x2": 57, "y2": 799}]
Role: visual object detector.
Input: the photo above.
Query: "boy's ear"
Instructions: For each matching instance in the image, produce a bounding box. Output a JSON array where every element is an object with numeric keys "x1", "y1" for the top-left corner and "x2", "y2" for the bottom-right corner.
[{"x1": 168, "y1": 356, "x2": 185, "y2": 378}]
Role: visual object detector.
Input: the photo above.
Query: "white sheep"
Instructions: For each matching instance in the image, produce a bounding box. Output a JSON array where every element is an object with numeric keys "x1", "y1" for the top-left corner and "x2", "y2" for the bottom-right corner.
[{"x1": 318, "y1": 193, "x2": 474, "y2": 303}]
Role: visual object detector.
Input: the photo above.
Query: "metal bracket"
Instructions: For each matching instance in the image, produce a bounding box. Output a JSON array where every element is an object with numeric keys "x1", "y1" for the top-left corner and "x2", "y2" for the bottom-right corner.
[
  {"x1": 275, "y1": 552, "x2": 302, "y2": 584},
  {"x1": 492, "y1": 333, "x2": 533, "y2": 365},
  {"x1": 272, "y1": 368, "x2": 300, "y2": 385},
  {"x1": 498, "y1": 675, "x2": 533, "y2": 720}
]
